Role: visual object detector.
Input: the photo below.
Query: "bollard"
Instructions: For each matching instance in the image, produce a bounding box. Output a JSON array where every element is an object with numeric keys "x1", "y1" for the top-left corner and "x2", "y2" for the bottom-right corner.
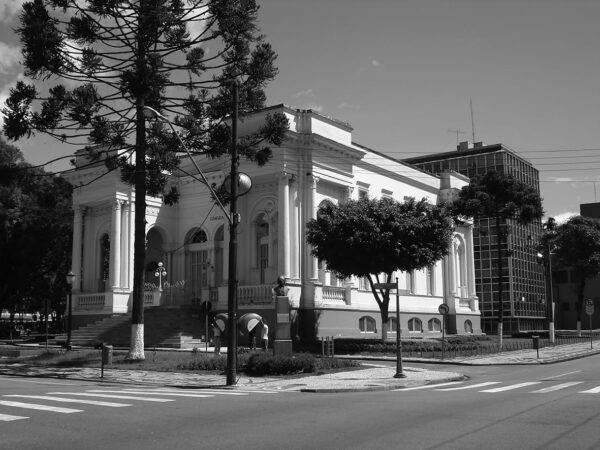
[
  {"x1": 532, "y1": 335, "x2": 540, "y2": 358},
  {"x1": 101, "y1": 344, "x2": 113, "y2": 378}
]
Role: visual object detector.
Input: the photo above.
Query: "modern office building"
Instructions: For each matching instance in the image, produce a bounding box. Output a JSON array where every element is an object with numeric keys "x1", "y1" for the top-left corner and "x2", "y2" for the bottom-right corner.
[{"x1": 404, "y1": 142, "x2": 547, "y2": 334}]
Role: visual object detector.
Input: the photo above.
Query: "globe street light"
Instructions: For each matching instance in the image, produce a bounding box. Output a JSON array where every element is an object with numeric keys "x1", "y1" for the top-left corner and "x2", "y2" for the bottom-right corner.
[
  {"x1": 65, "y1": 270, "x2": 75, "y2": 350},
  {"x1": 154, "y1": 262, "x2": 167, "y2": 292}
]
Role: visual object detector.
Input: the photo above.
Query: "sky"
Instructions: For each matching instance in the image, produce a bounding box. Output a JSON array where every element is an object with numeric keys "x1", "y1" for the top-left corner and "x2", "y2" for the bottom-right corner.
[{"x1": 1, "y1": 0, "x2": 600, "y2": 221}]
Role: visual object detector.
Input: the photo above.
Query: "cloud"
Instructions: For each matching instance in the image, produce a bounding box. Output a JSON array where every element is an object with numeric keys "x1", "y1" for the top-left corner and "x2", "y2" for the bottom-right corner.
[
  {"x1": 552, "y1": 211, "x2": 578, "y2": 224},
  {"x1": 0, "y1": 0, "x2": 25, "y2": 23},
  {"x1": 293, "y1": 88, "x2": 316, "y2": 99},
  {"x1": 303, "y1": 103, "x2": 323, "y2": 113},
  {"x1": 0, "y1": 42, "x2": 21, "y2": 75},
  {"x1": 371, "y1": 59, "x2": 381, "y2": 67},
  {"x1": 338, "y1": 102, "x2": 360, "y2": 110}
]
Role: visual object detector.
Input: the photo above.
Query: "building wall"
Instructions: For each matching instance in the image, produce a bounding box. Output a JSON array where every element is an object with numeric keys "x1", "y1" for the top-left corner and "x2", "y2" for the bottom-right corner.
[{"x1": 64, "y1": 106, "x2": 481, "y2": 339}]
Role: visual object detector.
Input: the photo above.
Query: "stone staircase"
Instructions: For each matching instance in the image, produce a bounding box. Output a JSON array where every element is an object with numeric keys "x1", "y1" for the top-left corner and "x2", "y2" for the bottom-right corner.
[{"x1": 61, "y1": 307, "x2": 209, "y2": 349}]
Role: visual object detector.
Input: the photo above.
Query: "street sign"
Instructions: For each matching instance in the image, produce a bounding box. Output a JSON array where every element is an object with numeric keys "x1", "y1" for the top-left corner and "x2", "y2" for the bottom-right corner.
[
  {"x1": 373, "y1": 283, "x2": 397, "y2": 290},
  {"x1": 585, "y1": 299, "x2": 594, "y2": 316},
  {"x1": 438, "y1": 304, "x2": 450, "y2": 315}
]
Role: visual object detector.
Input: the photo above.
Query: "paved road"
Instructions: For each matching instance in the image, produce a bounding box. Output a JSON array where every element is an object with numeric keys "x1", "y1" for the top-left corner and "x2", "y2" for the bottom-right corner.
[{"x1": 3, "y1": 355, "x2": 600, "y2": 450}]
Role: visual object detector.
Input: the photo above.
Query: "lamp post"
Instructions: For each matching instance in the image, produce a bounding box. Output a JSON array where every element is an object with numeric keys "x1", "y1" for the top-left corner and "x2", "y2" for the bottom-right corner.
[
  {"x1": 154, "y1": 262, "x2": 167, "y2": 292},
  {"x1": 143, "y1": 84, "x2": 251, "y2": 385},
  {"x1": 65, "y1": 270, "x2": 75, "y2": 350}
]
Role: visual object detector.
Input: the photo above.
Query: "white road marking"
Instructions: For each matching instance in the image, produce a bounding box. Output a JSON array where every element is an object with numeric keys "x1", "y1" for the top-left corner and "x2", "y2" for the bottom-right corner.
[
  {"x1": 436, "y1": 382, "x2": 501, "y2": 391},
  {"x1": 0, "y1": 413, "x2": 28, "y2": 422},
  {"x1": 89, "y1": 390, "x2": 214, "y2": 399},
  {"x1": 530, "y1": 382, "x2": 584, "y2": 393},
  {"x1": 579, "y1": 386, "x2": 600, "y2": 394},
  {"x1": 45, "y1": 392, "x2": 173, "y2": 402},
  {"x1": 0, "y1": 377, "x2": 78, "y2": 386},
  {"x1": 393, "y1": 381, "x2": 463, "y2": 391},
  {"x1": 480, "y1": 382, "x2": 541, "y2": 393},
  {"x1": 550, "y1": 370, "x2": 582, "y2": 379},
  {"x1": 147, "y1": 388, "x2": 248, "y2": 396},
  {"x1": 0, "y1": 400, "x2": 81, "y2": 413},
  {"x1": 4, "y1": 395, "x2": 131, "y2": 407}
]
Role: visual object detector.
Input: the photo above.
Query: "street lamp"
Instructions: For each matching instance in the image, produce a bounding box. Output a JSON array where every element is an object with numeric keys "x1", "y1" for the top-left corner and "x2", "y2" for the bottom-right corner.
[
  {"x1": 143, "y1": 84, "x2": 250, "y2": 385},
  {"x1": 65, "y1": 270, "x2": 75, "y2": 350},
  {"x1": 537, "y1": 249, "x2": 555, "y2": 344},
  {"x1": 154, "y1": 262, "x2": 167, "y2": 292}
]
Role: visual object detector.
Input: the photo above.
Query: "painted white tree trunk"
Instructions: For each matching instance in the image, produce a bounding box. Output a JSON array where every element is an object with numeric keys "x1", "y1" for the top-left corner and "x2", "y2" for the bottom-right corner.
[
  {"x1": 127, "y1": 324, "x2": 145, "y2": 360},
  {"x1": 577, "y1": 321, "x2": 582, "y2": 337},
  {"x1": 381, "y1": 320, "x2": 388, "y2": 342}
]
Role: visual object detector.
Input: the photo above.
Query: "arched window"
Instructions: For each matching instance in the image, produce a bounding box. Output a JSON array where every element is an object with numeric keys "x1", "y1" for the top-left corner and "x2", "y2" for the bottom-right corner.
[
  {"x1": 185, "y1": 227, "x2": 210, "y2": 298},
  {"x1": 190, "y1": 229, "x2": 207, "y2": 243},
  {"x1": 464, "y1": 320, "x2": 473, "y2": 334},
  {"x1": 389, "y1": 317, "x2": 398, "y2": 333},
  {"x1": 428, "y1": 318, "x2": 442, "y2": 332},
  {"x1": 255, "y1": 214, "x2": 269, "y2": 284},
  {"x1": 214, "y1": 225, "x2": 225, "y2": 285},
  {"x1": 359, "y1": 316, "x2": 377, "y2": 333},
  {"x1": 99, "y1": 233, "x2": 110, "y2": 291},
  {"x1": 426, "y1": 265, "x2": 435, "y2": 296},
  {"x1": 408, "y1": 318, "x2": 422, "y2": 333}
]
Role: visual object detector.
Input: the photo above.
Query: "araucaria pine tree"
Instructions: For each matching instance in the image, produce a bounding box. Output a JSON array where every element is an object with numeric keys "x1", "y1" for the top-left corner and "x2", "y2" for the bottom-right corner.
[{"x1": 3, "y1": 0, "x2": 288, "y2": 360}]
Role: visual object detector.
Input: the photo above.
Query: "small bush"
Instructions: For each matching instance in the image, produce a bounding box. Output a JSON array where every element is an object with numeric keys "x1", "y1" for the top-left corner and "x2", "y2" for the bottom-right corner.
[{"x1": 243, "y1": 352, "x2": 359, "y2": 376}]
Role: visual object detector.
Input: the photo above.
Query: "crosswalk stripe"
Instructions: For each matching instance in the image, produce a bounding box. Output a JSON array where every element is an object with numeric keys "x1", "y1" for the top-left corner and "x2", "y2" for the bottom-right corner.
[
  {"x1": 4, "y1": 395, "x2": 131, "y2": 407},
  {"x1": 530, "y1": 382, "x2": 585, "y2": 393},
  {"x1": 88, "y1": 390, "x2": 214, "y2": 399},
  {"x1": 0, "y1": 400, "x2": 82, "y2": 413},
  {"x1": 436, "y1": 382, "x2": 502, "y2": 391},
  {"x1": 0, "y1": 413, "x2": 29, "y2": 422},
  {"x1": 151, "y1": 388, "x2": 250, "y2": 396},
  {"x1": 480, "y1": 382, "x2": 541, "y2": 393},
  {"x1": 578, "y1": 386, "x2": 600, "y2": 394},
  {"x1": 45, "y1": 392, "x2": 173, "y2": 402},
  {"x1": 393, "y1": 381, "x2": 463, "y2": 391}
]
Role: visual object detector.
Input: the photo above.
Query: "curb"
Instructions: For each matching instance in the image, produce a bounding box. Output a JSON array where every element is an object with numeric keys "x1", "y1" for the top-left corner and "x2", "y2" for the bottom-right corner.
[{"x1": 298, "y1": 375, "x2": 467, "y2": 393}]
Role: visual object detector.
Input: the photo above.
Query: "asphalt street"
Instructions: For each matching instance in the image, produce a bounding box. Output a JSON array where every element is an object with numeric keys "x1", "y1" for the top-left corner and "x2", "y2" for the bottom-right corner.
[{"x1": 2, "y1": 354, "x2": 600, "y2": 450}]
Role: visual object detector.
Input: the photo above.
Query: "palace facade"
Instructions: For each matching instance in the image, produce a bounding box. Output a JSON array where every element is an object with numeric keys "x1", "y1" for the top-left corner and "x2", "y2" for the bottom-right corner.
[{"x1": 63, "y1": 105, "x2": 481, "y2": 343}]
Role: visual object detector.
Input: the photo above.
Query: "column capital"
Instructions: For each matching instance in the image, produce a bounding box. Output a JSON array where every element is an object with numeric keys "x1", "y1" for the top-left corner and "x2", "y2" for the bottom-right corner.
[
  {"x1": 307, "y1": 174, "x2": 319, "y2": 186},
  {"x1": 278, "y1": 172, "x2": 293, "y2": 181},
  {"x1": 114, "y1": 199, "x2": 124, "y2": 210}
]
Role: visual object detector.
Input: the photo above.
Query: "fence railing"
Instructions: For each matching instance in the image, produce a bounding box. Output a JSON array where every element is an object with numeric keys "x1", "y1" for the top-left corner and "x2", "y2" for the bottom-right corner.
[{"x1": 401, "y1": 334, "x2": 600, "y2": 360}]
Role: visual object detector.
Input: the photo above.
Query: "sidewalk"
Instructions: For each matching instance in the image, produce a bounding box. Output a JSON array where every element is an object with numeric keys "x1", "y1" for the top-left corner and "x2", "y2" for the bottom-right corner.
[{"x1": 1, "y1": 341, "x2": 599, "y2": 393}]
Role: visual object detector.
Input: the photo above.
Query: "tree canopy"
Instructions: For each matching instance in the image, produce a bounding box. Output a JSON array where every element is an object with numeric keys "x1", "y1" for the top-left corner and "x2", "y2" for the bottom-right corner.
[
  {"x1": 552, "y1": 215, "x2": 600, "y2": 331},
  {"x1": 306, "y1": 197, "x2": 454, "y2": 340},
  {"x1": 0, "y1": 138, "x2": 72, "y2": 320},
  {"x1": 3, "y1": 0, "x2": 288, "y2": 359}
]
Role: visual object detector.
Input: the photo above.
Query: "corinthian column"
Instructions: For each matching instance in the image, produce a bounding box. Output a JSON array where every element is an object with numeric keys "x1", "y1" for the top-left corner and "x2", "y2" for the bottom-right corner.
[
  {"x1": 307, "y1": 175, "x2": 319, "y2": 281},
  {"x1": 278, "y1": 173, "x2": 291, "y2": 278},
  {"x1": 71, "y1": 206, "x2": 84, "y2": 292},
  {"x1": 110, "y1": 199, "x2": 122, "y2": 290}
]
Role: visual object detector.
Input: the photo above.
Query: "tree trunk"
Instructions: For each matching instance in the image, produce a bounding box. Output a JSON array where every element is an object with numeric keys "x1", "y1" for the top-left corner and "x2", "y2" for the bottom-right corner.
[
  {"x1": 576, "y1": 278, "x2": 586, "y2": 338},
  {"x1": 496, "y1": 214, "x2": 504, "y2": 348},
  {"x1": 381, "y1": 319, "x2": 388, "y2": 342}
]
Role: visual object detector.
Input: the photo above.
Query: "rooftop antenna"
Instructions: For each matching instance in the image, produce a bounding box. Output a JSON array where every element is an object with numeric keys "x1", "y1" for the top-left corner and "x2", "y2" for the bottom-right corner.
[
  {"x1": 448, "y1": 129, "x2": 466, "y2": 145},
  {"x1": 470, "y1": 98, "x2": 476, "y2": 143}
]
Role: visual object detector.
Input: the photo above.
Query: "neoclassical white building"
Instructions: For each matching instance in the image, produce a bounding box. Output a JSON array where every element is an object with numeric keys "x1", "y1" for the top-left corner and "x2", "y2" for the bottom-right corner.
[{"x1": 63, "y1": 105, "x2": 481, "y2": 343}]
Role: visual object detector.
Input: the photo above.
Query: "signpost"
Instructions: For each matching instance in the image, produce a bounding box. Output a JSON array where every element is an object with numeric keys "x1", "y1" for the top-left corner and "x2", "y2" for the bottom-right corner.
[
  {"x1": 373, "y1": 280, "x2": 405, "y2": 378},
  {"x1": 438, "y1": 304, "x2": 449, "y2": 359},
  {"x1": 585, "y1": 299, "x2": 594, "y2": 349}
]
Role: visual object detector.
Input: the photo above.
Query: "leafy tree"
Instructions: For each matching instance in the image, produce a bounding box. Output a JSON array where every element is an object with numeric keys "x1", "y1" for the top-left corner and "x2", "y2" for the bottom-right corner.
[
  {"x1": 3, "y1": 0, "x2": 288, "y2": 359},
  {"x1": 306, "y1": 197, "x2": 454, "y2": 341},
  {"x1": 452, "y1": 170, "x2": 543, "y2": 347},
  {"x1": 0, "y1": 138, "x2": 72, "y2": 328},
  {"x1": 552, "y1": 215, "x2": 600, "y2": 335}
]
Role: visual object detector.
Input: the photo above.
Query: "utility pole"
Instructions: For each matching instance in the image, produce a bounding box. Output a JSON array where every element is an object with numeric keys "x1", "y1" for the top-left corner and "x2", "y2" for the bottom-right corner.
[{"x1": 226, "y1": 82, "x2": 239, "y2": 386}]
